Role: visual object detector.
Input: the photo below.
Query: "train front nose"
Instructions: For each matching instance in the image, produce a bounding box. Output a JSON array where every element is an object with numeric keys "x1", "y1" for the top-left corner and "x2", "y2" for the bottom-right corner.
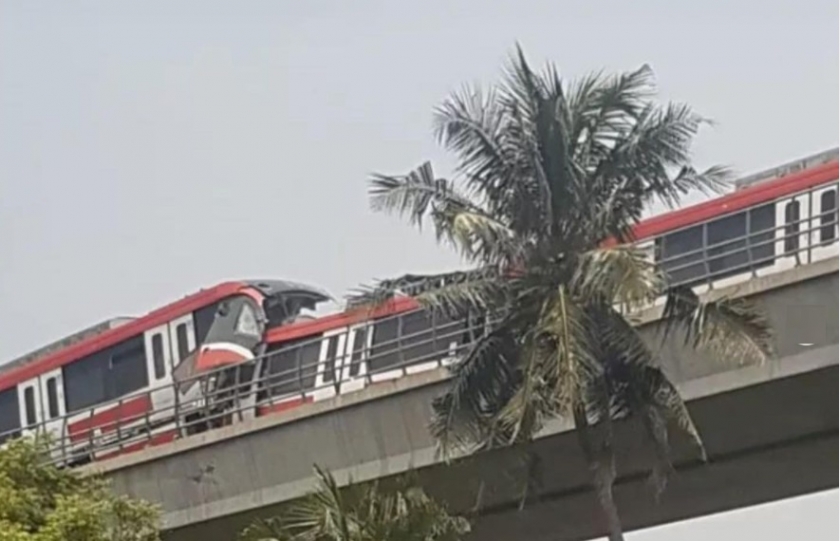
[{"x1": 193, "y1": 342, "x2": 255, "y2": 372}]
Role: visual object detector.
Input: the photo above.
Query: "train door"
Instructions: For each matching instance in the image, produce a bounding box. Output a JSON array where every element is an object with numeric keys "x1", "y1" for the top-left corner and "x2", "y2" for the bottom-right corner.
[
  {"x1": 311, "y1": 329, "x2": 345, "y2": 402},
  {"x1": 339, "y1": 324, "x2": 371, "y2": 395},
  {"x1": 810, "y1": 185, "x2": 839, "y2": 262},
  {"x1": 144, "y1": 325, "x2": 174, "y2": 416},
  {"x1": 772, "y1": 191, "x2": 811, "y2": 273},
  {"x1": 18, "y1": 370, "x2": 66, "y2": 443},
  {"x1": 168, "y1": 313, "x2": 199, "y2": 415},
  {"x1": 17, "y1": 379, "x2": 42, "y2": 438},
  {"x1": 169, "y1": 314, "x2": 197, "y2": 368},
  {"x1": 39, "y1": 370, "x2": 66, "y2": 441}
]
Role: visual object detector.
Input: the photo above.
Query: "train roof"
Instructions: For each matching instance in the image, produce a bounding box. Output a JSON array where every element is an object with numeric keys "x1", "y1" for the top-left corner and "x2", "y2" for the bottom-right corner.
[
  {"x1": 266, "y1": 154, "x2": 840, "y2": 345},
  {"x1": 244, "y1": 279, "x2": 332, "y2": 302},
  {"x1": 734, "y1": 148, "x2": 838, "y2": 191},
  {"x1": 0, "y1": 317, "x2": 135, "y2": 376},
  {"x1": 0, "y1": 280, "x2": 329, "y2": 392},
  {"x1": 633, "y1": 153, "x2": 838, "y2": 240}
]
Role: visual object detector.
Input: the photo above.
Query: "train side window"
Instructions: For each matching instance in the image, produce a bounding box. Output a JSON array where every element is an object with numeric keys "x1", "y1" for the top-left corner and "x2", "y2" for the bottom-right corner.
[
  {"x1": 175, "y1": 324, "x2": 190, "y2": 361},
  {"x1": 401, "y1": 310, "x2": 436, "y2": 365},
  {"x1": 706, "y1": 212, "x2": 748, "y2": 278},
  {"x1": 0, "y1": 388, "x2": 21, "y2": 443},
  {"x1": 23, "y1": 387, "x2": 36, "y2": 426},
  {"x1": 297, "y1": 340, "x2": 320, "y2": 390},
  {"x1": 63, "y1": 353, "x2": 109, "y2": 412},
  {"x1": 151, "y1": 334, "x2": 166, "y2": 379},
  {"x1": 263, "y1": 338, "x2": 320, "y2": 397},
  {"x1": 784, "y1": 201, "x2": 801, "y2": 254},
  {"x1": 46, "y1": 378, "x2": 59, "y2": 419},
  {"x1": 433, "y1": 312, "x2": 468, "y2": 354},
  {"x1": 656, "y1": 225, "x2": 705, "y2": 285},
  {"x1": 263, "y1": 346, "x2": 297, "y2": 397},
  {"x1": 820, "y1": 190, "x2": 837, "y2": 243},
  {"x1": 193, "y1": 302, "x2": 218, "y2": 346},
  {"x1": 748, "y1": 203, "x2": 776, "y2": 267},
  {"x1": 108, "y1": 340, "x2": 149, "y2": 399},
  {"x1": 369, "y1": 317, "x2": 401, "y2": 373}
]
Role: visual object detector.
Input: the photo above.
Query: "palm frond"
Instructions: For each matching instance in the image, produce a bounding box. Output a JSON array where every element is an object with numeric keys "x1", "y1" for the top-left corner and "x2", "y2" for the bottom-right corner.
[
  {"x1": 617, "y1": 102, "x2": 710, "y2": 208},
  {"x1": 662, "y1": 285, "x2": 775, "y2": 366},
  {"x1": 347, "y1": 268, "x2": 506, "y2": 320},
  {"x1": 278, "y1": 465, "x2": 358, "y2": 541},
  {"x1": 369, "y1": 161, "x2": 475, "y2": 227},
  {"x1": 370, "y1": 161, "x2": 524, "y2": 263},
  {"x1": 592, "y1": 302, "x2": 707, "y2": 465},
  {"x1": 569, "y1": 64, "x2": 655, "y2": 166},
  {"x1": 242, "y1": 467, "x2": 469, "y2": 541},
  {"x1": 433, "y1": 83, "x2": 548, "y2": 239},
  {"x1": 239, "y1": 516, "x2": 292, "y2": 541},
  {"x1": 412, "y1": 272, "x2": 507, "y2": 319},
  {"x1": 581, "y1": 306, "x2": 695, "y2": 500},
  {"x1": 430, "y1": 328, "x2": 521, "y2": 456},
  {"x1": 585, "y1": 101, "x2": 711, "y2": 237},
  {"x1": 582, "y1": 173, "x2": 649, "y2": 246},
  {"x1": 432, "y1": 85, "x2": 512, "y2": 193},
  {"x1": 498, "y1": 45, "x2": 557, "y2": 230},
  {"x1": 640, "y1": 404, "x2": 673, "y2": 500},
  {"x1": 667, "y1": 164, "x2": 732, "y2": 200},
  {"x1": 605, "y1": 361, "x2": 706, "y2": 490},
  {"x1": 359, "y1": 479, "x2": 471, "y2": 541},
  {"x1": 431, "y1": 204, "x2": 522, "y2": 265},
  {"x1": 586, "y1": 304, "x2": 657, "y2": 374},
  {"x1": 571, "y1": 245, "x2": 664, "y2": 309},
  {"x1": 502, "y1": 46, "x2": 598, "y2": 240},
  {"x1": 535, "y1": 286, "x2": 595, "y2": 411},
  {"x1": 647, "y1": 366, "x2": 706, "y2": 461},
  {"x1": 528, "y1": 65, "x2": 578, "y2": 235},
  {"x1": 494, "y1": 338, "x2": 557, "y2": 445}
]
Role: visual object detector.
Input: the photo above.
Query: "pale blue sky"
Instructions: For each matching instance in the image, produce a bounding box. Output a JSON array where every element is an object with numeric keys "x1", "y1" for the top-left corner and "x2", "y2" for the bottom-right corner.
[{"x1": 0, "y1": 1, "x2": 837, "y2": 538}]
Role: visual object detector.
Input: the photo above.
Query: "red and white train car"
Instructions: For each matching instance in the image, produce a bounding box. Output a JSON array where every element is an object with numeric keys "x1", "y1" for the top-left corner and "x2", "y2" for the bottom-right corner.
[
  {"x1": 0, "y1": 149, "x2": 837, "y2": 464},
  {"x1": 0, "y1": 280, "x2": 331, "y2": 462}
]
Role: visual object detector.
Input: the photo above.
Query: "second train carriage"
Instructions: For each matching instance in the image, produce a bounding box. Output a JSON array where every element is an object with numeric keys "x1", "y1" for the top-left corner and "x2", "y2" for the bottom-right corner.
[
  {"x1": 1, "y1": 148, "x2": 838, "y2": 464},
  {"x1": 241, "y1": 150, "x2": 840, "y2": 420}
]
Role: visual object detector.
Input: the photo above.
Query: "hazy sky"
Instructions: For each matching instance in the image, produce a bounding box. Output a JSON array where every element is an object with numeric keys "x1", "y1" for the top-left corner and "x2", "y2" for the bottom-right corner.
[{"x1": 0, "y1": 1, "x2": 837, "y2": 538}]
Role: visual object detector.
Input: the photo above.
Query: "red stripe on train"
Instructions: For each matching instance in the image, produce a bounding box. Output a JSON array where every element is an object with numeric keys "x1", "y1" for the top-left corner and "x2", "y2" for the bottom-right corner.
[
  {"x1": 67, "y1": 395, "x2": 152, "y2": 443},
  {"x1": 195, "y1": 346, "x2": 251, "y2": 372},
  {"x1": 96, "y1": 429, "x2": 178, "y2": 462}
]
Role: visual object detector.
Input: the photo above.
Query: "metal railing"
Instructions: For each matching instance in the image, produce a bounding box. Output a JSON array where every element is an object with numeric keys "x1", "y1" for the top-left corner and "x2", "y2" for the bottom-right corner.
[
  {"x1": 2, "y1": 180, "x2": 837, "y2": 466},
  {"x1": 8, "y1": 314, "x2": 495, "y2": 466}
]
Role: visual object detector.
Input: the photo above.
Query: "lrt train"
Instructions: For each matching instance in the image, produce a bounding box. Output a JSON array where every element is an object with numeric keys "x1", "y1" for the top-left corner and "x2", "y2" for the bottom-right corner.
[{"x1": 0, "y1": 148, "x2": 837, "y2": 464}]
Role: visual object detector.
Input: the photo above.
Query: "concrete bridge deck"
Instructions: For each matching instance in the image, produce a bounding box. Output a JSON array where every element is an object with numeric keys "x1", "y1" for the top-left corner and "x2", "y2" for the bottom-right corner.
[{"x1": 83, "y1": 259, "x2": 839, "y2": 541}]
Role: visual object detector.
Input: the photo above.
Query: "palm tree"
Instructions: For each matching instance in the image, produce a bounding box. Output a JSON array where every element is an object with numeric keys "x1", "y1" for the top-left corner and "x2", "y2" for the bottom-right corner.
[
  {"x1": 239, "y1": 466, "x2": 470, "y2": 541},
  {"x1": 351, "y1": 45, "x2": 774, "y2": 541}
]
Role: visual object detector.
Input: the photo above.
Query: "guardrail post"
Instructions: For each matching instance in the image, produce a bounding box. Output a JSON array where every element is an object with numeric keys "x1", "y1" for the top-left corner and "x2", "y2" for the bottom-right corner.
[
  {"x1": 86, "y1": 408, "x2": 95, "y2": 459},
  {"x1": 116, "y1": 398, "x2": 124, "y2": 453},
  {"x1": 294, "y1": 346, "x2": 304, "y2": 405},
  {"x1": 233, "y1": 367, "x2": 242, "y2": 423},
  {"x1": 144, "y1": 390, "x2": 152, "y2": 440}
]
